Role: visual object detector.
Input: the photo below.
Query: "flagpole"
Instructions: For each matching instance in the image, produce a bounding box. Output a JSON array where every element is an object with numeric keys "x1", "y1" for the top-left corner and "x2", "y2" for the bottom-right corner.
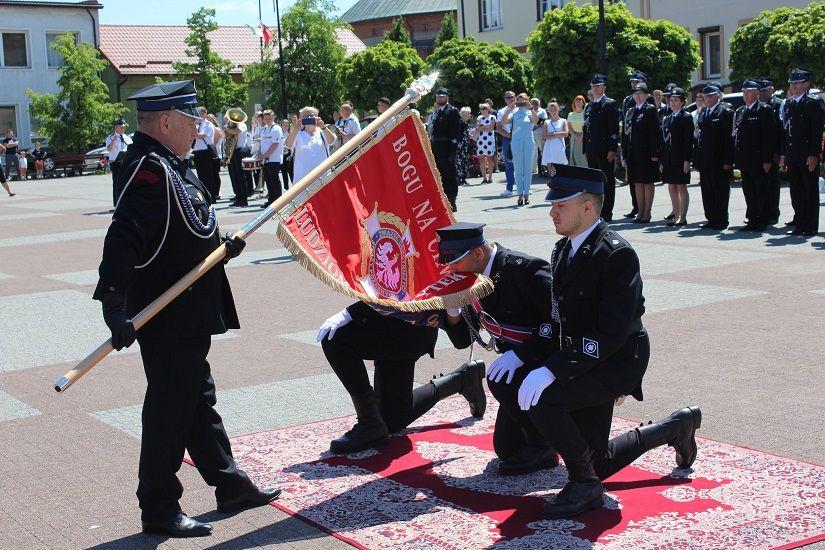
[
  {"x1": 258, "y1": 0, "x2": 264, "y2": 61},
  {"x1": 53, "y1": 72, "x2": 440, "y2": 393},
  {"x1": 274, "y1": 0, "x2": 287, "y2": 120}
]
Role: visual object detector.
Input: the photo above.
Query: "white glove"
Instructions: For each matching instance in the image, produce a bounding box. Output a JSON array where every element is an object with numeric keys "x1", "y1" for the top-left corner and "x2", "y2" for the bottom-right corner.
[
  {"x1": 486, "y1": 350, "x2": 524, "y2": 384},
  {"x1": 518, "y1": 367, "x2": 556, "y2": 410},
  {"x1": 316, "y1": 308, "x2": 352, "y2": 342},
  {"x1": 446, "y1": 308, "x2": 462, "y2": 317}
]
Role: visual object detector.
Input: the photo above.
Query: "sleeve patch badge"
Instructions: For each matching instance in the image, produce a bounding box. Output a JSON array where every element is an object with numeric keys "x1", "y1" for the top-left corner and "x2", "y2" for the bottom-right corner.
[
  {"x1": 583, "y1": 338, "x2": 599, "y2": 359},
  {"x1": 539, "y1": 323, "x2": 553, "y2": 338}
]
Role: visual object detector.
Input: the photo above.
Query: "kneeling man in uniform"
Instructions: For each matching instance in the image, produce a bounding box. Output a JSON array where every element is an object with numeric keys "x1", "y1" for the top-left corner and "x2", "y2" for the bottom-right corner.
[{"x1": 488, "y1": 164, "x2": 702, "y2": 518}]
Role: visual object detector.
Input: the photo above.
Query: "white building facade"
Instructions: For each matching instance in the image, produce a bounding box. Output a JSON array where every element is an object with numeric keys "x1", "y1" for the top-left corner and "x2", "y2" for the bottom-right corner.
[{"x1": 0, "y1": 0, "x2": 102, "y2": 149}]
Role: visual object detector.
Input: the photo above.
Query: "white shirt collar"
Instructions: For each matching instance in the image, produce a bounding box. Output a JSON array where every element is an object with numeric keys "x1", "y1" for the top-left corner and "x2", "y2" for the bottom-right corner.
[
  {"x1": 592, "y1": 94, "x2": 605, "y2": 103},
  {"x1": 482, "y1": 244, "x2": 498, "y2": 278},
  {"x1": 568, "y1": 219, "x2": 601, "y2": 259},
  {"x1": 793, "y1": 93, "x2": 805, "y2": 102}
]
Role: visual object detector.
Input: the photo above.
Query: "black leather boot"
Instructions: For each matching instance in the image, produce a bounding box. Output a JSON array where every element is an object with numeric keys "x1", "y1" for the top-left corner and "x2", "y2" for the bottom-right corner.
[
  {"x1": 430, "y1": 360, "x2": 487, "y2": 418},
  {"x1": 637, "y1": 406, "x2": 702, "y2": 468},
  {"x1": 329, "y1": 391, "x2": 389, "y2": 454},
  {"x1": 498, "y1": 445, "x2": 559, "y2": 475},
  {"x1": 543, "y1": 450, "x2": 604, "y2": 518}
]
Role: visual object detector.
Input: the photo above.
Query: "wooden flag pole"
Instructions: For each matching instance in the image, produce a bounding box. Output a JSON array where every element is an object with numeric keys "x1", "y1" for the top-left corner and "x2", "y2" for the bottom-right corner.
[{"x1": 54, "y1": 73, "x2": 440, "y2": 393}]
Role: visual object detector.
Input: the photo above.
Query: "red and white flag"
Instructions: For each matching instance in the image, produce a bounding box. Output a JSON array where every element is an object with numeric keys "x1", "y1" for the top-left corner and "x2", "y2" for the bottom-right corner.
[{"x1": 277, "y1": 112, "x2": 492, "y2": 311}]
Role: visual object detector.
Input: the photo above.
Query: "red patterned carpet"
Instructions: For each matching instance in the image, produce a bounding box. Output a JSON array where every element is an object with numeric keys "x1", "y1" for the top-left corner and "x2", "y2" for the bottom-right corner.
[{"x1": 206, "y1": 396, "x2": 825, "y2": 549}]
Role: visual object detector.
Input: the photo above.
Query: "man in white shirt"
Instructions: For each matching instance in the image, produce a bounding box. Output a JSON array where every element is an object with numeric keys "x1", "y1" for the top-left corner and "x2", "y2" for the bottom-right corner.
[
  {"x1": 193, "y1": 107, "x2": 219, "y2": 200},
  {"x1": 336, "y1": 103, "x2": 360, "y2": 145},
  {"x1": 258, "y1": 109, "x2": 284, "y2": 208},
  {"x1": 106, "y1": 118, "x2": 132, "y2": 206}
]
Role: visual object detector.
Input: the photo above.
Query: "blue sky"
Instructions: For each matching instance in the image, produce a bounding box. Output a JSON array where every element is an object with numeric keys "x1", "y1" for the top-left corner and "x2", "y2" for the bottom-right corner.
[{"x1": 99, "y1": 0, "x2": 360, "y2": 26}]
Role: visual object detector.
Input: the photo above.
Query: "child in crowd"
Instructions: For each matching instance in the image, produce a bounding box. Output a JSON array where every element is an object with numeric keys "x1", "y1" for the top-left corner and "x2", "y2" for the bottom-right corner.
[{"x1": 18, "y1": 151, "x2": 28, "y2": 180}]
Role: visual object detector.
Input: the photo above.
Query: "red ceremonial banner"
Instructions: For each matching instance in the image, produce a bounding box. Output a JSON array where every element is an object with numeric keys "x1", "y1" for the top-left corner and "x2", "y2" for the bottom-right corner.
[{"x1": 277, "y1": 113, "x2": 492, "y2": 310}]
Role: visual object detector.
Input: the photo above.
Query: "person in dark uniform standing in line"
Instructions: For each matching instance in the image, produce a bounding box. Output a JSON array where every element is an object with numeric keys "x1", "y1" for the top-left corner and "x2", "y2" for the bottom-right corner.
[
  {"x1": 695, "y1": 82, "x2": 734, "y2": 230},
  {"x1": 105, "y1": 118, "x2": 132, "y2": 206},
  {"x1": 659, "y1": 87, "x2": 694, "y2": 226},
  {"x1": 733, "y1": 79, "x2": 778, "y2": 232},
  {"x1": 487, "y1": 164, "x2": 701, "y2": 518},
  {"x1": 758, "y1": 78, "x2": 784, "y2": 225},
  {"x1": 316, "y1": 298, "x2": 486, "y2": 454},
  {"x1": 657, "y1": 84, "x2": 676, "y2": 120},
  {"x1": 192, "y1": 106, "x2": 220, "y2": 202},
  {"x1": 437, "y1": 223, "x2": 559, "y2": 475},
  {"x1": 430, "y1": 88, "x2": 463, "y2": 211},
  {"x1": 620, "y1": 70, "x2": 654, "y2": 219},
  {"x1": 94, "y1": 80, "x2": 280, "y2": 538},
  {"x1": 780, "y1": 67, "x2": 825, "y2": 237},
  {"x1": 583, "y1": 74, "x2": 620, "y2": 222},
  {"x1": 624, "y1": 83, "x2": 661, "y2": 223}
]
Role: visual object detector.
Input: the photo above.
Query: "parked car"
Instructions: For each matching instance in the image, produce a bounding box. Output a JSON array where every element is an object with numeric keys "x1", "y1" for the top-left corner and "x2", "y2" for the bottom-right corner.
[{"x1": 23, "y1": 135, "x2": 110, "y2": 177}]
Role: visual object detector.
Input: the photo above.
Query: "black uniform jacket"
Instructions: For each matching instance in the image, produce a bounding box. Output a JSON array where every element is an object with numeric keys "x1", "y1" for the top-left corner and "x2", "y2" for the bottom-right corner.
[
  {"x1": 764, "y1": 96, "x2": 783, "y2": 160},
  {"x1": 782, "y1": 93, "x2": 825, "y2": 163},
  {"x1": 583, "y1": 96, "x2": 621, "y2": 156},
  {"x1": 430, "y1": 103, "x2": 463, "y2": 152},
  {"x1": 695, "y1": 103, "x2": 735, "y2": 170},
  {"x1": 345, "y1": 301, "x2": 440, "y2": 359},
  {"x1": 733, "y1": 102, "x2": 778, "y2": 167},
  {"x1": 625, "y1": 103, "x2": 661, "y2": 161},
  {"x1": 443, "y1": 245, "x2": 555, "y2": 367},
  {"x1": 93, "y1": 132, "x2": 239, "y2": 338},
  {"x1": 660, "y1": 109, "x2": 695, "y2": 167},
  {"x1": 543, "y1": 221, "x2": 647, "y2": 400}
]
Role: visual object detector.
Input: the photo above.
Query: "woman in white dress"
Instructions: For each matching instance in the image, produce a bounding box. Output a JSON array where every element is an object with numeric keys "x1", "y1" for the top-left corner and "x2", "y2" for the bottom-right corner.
[
  {"x1": 542, "y1": 101, "x2": 568, "y2": 170},
  {"x1": 475, "y1": 103, "x2": 496, "y2": 183}
]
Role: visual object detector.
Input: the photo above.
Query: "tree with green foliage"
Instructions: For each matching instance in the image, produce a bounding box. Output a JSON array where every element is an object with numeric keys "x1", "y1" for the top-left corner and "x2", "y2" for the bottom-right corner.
[
  {"x1": 26, "y1": 33, "x2": 125, "y2": 152},
  {"x1": 432, "y1": 13, "x2": 458, "y2": 51},
  {"x1": 730, "y1": 3, "x2": 825, "y2": 88},
  {"x1": 528, "y1": 3, "x2": 700, "y2": 104},
  {"x1": 385, "y1": 17, "x2": 413, "y2": 47},
  {"x1": 340, "y1": 40, "x2": 426, "y2": 110},
  {"x1": 245, "y1": 0, "x2": 345, "y2": 117},
  {"x1": 424, "y1": 38, "x2": 532, "y2": 111},
  {"x1": 173, "y1": 7, "x2": 247, "y2": 114}
]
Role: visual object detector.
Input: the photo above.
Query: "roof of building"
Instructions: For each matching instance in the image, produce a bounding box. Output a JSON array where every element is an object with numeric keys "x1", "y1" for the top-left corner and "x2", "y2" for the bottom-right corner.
[
  {"x1": 99, "y1": 24, "x2": 366, "y2": 76},
  {"x1": 341, "y1": 0, "x2": 456, "y2": 24},
  {"x1": 0, "y1": 0, "x2": 101, "y2": 7}
]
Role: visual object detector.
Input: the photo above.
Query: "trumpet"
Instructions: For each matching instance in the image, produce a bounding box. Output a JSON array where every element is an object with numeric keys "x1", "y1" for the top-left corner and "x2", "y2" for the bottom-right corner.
[{"x1": 224, "y1": 108, "x2": 248, "y2": 163}]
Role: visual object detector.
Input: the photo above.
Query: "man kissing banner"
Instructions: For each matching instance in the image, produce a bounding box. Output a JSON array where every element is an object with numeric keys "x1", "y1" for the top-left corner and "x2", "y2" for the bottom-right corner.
[{"x1": 277, "y1": 112, "x2": 492, "y2": 311}]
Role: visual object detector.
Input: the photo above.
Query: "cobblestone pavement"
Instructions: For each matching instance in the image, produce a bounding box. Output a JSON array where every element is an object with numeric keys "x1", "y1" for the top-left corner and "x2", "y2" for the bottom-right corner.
[{"x1": 1, "y1": 169, "x2": 823, "y2": 548}]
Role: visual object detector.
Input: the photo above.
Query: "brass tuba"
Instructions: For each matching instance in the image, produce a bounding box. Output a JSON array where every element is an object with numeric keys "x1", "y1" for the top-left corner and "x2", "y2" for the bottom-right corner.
[{"x1": 223, "y1": 108, "x2": 248, "y2": 164}]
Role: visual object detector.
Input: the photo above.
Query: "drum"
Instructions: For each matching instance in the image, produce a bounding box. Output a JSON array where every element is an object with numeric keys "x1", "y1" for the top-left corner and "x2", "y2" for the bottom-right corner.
[{"x1": 242, "y1": 157, "x2": 263, "y2": 171}]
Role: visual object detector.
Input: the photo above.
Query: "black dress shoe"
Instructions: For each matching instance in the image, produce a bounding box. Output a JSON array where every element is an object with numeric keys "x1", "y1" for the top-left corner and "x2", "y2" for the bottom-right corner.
[
  {"x1": 142, "y1": 512, "x2": 212, "y2": 537},
  {"x1": 664, "y1": 213, "x2": 675, "y2": 221},
  {"x1": 542, "y1": 478, "x2": 604, "y2": 518},
  {"x1": 785, "y1": 220, "x2": 796, "y2": 227},
  {"x1": 217, "y1": 487, "x2": 282, "y2": 514},
  {"x1": 624, "y1": 210, "x2": 638, "y2": 219},
  {"x1": 674, "y1": 221, "x2": 687, "y2": 227},
  {"x1": 498, "y1": 445, "x2": 559, "y2": 475},
  {"x1": 786, "y1": 229, "x2": 804, "y2": 236},
  {"x1": 699, "y1": 222, "x2": 713, "y2": 229},
  {"x1": 637, "y1": 405, "x2": 702, "y2": 469},
  {"x1": 803, "y1": 231, "x2": 817, "y2": 237}
]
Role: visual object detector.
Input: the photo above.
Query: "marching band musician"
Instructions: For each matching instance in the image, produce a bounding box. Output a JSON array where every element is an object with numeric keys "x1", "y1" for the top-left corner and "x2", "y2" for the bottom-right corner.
[
  {"x1": 258, "y1": 109, "x2": 284, "y2": 208},
  {"x1": 224, "y1": 111, "x2": 254, "y2": 207},
  {"x1": 106, "y1": 117, "x2": 132, "y2": 206},
  {"x1": 192, "y1": 106, "x2": 220, "y2": 201},
  {"x1": 93, "y1": 80, "x2": 279, "y2": 538}
]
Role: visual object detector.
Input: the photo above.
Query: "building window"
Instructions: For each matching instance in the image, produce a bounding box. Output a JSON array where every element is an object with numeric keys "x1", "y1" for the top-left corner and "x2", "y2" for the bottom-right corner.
[
  {"x1": 479, "y1": 0, "x2": 502, "y2": 32},
  {"x1": 0, "y1": 106, "x2": 17, "y2": 135},
  {"x1": 699, "y1": 27, "x2": 722, "y2": 79},
  {"x1": 537, "y1": 0, "x2": 565, "y2": 20},
  {"x1": 46, "y1": 31, "x2": 79, "y2": 68},
  {"x1": 1, "y1": 32, "x2": 28, "y2": 67}
]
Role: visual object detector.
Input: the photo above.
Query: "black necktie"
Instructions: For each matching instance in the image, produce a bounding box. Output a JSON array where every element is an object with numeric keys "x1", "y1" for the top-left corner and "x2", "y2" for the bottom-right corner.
[{"x1": 558, "y1": 240, "x2": 572, "y2": 278}]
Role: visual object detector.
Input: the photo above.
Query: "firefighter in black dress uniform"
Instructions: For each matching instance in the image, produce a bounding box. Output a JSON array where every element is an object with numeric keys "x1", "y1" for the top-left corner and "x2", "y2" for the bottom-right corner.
[
  {"x1": 758, "y1": 78, "x2": 783, "y2": 225},
  {"x1": 487, "y1": 164, "x2": 701, "y2": 518},
  {"x1": 695, "y1": 82, "x2": 734, "y2": 230},
  {"x1": 94, "y1": 80, "x2": 279, "y2": 538},
  {"x1": 659, "y1": 87, "x2": 694, "y2": 226},
  {"x1": 437, "y1": 222, "x2": 559, "y2": 475},
  {"x1": 583, "y1": 74, "x2": 620, "y2": 222},
  {"x1": 624, "y1": 83, "x2": 661, "y2": 223},
  {"x1": 781, "y1": 67, "x2": 825, "y2": 237},
  {"x1": 430, "y1": 88, "x2": 463, "y2": 211},
  {"x1": 732, "y1": 78, "x2": 778, "y2": 232}
]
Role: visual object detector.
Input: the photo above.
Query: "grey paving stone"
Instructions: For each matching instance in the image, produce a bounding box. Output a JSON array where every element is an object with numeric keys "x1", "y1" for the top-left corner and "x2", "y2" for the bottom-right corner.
[
  {"x1": 1, "y1": 198, "x2": 111, "y2": 211},
  {"x1": 90, "y1": 372, "x2": 366, "y2": 439},
  {"x1": 0, "y1": 228, "x2": 107, "y2": 248},
  {"x1": 0, "y1": 389, "x2": 41, "y2": 422},
  {"x1": 280, "y1": 328, "x2": 455, "y2": 350},
  {"x1": 0, "y1": 272, "x2": 13, "y2": 281},
  {"x1": 0, "y1": 212, "x2": 59, "y2": 222},
  {"x1": 44, "y1": 270, "x2": 99, "y2": 286},
  {"x1": 643, "y1": 279, "x2": 767, "y2": 315}
]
